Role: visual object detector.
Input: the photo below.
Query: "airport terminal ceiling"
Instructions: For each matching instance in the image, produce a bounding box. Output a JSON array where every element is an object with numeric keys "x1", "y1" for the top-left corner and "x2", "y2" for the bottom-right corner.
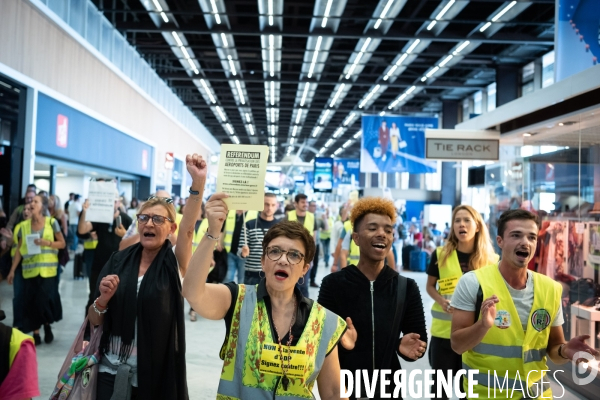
[{"x1": 91, "y1": 0, "x2": 555, "y2": 162}]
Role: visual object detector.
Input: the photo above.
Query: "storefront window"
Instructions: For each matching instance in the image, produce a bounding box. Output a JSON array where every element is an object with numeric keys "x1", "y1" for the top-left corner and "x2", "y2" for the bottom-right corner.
[
  {"x1": 542, "y1": 50, "x2": 555, "y2": 88},
  {"x1": 486, "y1": 83, "x2": 496, "y2": 112}
]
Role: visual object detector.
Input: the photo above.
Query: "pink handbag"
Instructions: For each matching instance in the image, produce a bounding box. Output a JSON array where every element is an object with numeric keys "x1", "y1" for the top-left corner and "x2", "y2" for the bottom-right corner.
[{"x1": 50, "y1": 318, "x2": 103, "y2": 400}]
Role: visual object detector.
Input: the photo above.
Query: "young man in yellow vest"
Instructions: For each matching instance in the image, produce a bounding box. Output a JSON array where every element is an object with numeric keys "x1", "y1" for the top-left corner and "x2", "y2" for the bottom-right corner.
[
  {"x1": 451, "y1": 209, "x2": 599, "y2": 399},
  {"x1": 286, "y1": 194, "x2": 316, "y2": 297}
]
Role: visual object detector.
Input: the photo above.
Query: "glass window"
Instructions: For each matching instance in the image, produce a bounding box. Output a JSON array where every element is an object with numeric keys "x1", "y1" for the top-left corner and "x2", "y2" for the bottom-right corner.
[
  {"x1": 100, "y1": 18, "x2": 113, "y2": 59},
  {"x1": 487, "y1": 83, "x2": 496, "y2": 112},
  {"x1": 86, "y1": 2, "x2": 100, "y2": 49},
  {"x1": 473, "y1": 91, "x2": 483, "y2": 115},
  {"x1": 47, "y1": 0, "x2": 68, "y2": 21},
  {"x1": 542, "y1": 50, "x2": 555, "y2": 88},
  {"x1": 68, "y1": 0, "x2": 86, "y2": 37}
]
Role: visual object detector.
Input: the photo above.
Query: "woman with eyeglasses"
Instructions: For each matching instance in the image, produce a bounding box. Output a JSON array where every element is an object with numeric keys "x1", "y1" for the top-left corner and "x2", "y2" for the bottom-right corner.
[
  {"x1": 87, "y1": 154, "x2": 207, "y2": 400},
  {"x1": 183, "y1": 193, "x2": 347, "y2": 399}
]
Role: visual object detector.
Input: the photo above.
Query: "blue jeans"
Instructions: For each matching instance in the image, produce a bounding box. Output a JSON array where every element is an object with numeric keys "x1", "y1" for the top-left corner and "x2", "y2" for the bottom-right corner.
[
  {"x1": 244, "y1": 270, "x2": 262, "y2": 285},
  {"x1": 226, "y1": 252, "x2": 246, "y2": 283},
  {"x1": 68, "y1": 224, "x2": 79, "y2": 251},
  {"x1": 320, "y1": 239, "x2": 330, "y2": 266},
  {"x1": 13, "y1": 265, "x2": 24, "y2": 329}
]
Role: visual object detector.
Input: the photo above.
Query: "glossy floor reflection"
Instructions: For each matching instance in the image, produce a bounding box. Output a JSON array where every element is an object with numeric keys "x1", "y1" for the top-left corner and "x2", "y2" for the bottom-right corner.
[{"x1": 0, "y1": 257, "x2": 590, "y2": 399}]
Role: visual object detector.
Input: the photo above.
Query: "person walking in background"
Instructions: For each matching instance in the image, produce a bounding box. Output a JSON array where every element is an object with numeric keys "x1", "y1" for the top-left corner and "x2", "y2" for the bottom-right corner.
[
  {"x1": 240, "y1": 193, "x2": 279, "y2": 285},
  {"x1": 48, "y1": 195, "x2": 68, "y2": 239},
  {"x1": 308, "y1": 200, "x2": 325, "y2": 288},
  {"x1": 7, "y1": 195, "x2": 65, "y2": 345},
  {"x1": 319, "y1": 207, "x2": 333, "y2": 269},
  {"x1": 330, "y1": 204, "x2": 348, "y2": 272},
  {"x1": 6, "y1": 189, "x2": 36, "y2": 231},
  {"x1": 67, "y1": 194, "x2": 82, "y2": 252},
  {"x1": 318, "y1": 197, "x2": 427, "y2": 398},
  {"x1": 425, "y1": 205, "x2": 498, "y2": 399},
  {"x1": 286, "y1": 194, "x2": 316, "y2": 296}
]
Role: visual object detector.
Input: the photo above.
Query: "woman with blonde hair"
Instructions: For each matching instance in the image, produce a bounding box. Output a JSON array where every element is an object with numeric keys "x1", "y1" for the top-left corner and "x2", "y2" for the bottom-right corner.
[
  {"x1": 425, "y1": 205, "x2": 498, "y2": 399},
  {"x1": 48, "y1": 195, "x2": 68, "y2": 238}
]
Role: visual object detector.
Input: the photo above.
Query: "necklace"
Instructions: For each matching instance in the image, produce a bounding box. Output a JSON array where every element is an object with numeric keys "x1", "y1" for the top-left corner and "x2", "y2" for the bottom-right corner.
[{"x1": 272, "y1": 296, "x2": 297, "y2": 391}]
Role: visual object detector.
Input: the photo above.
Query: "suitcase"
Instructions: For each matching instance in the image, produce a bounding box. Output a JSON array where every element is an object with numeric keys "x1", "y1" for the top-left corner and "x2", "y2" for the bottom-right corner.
[
  {"x1": 409, "y1": 249, "x2": 427, "y2": 272},
  {"x1": 73, "y1": 253, "x2": 84, "y2": 280}
]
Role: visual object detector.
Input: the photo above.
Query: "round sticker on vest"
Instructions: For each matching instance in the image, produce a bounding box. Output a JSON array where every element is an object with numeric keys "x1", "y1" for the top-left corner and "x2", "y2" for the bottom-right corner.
[
  {"x1": 531, "y1": 309, "x2": 551, "y2": 332},
  {"x1": 494, "y1": 310, "x2": 511, "y2": 329}
]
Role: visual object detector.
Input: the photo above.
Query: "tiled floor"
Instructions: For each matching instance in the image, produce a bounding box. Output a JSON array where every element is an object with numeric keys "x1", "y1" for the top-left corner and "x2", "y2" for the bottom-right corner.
[{"x1": 0, "y1": 259, "x2": 591, "y2": 399}]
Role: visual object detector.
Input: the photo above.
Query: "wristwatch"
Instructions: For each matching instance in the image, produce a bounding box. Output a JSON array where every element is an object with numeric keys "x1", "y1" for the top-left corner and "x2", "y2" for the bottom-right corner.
[{"x1": 189, "y1": 187, "x2": 200, "y2": 195}]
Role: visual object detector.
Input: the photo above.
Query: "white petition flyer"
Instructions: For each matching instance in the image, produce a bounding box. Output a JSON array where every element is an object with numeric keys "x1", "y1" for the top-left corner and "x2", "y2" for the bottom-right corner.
[
  {"x1": 86, "y1": 181, "x2": 118, "y2": 224},
  {"x1": 26, "y1": 233, "x2": 41, "y2": 255}
]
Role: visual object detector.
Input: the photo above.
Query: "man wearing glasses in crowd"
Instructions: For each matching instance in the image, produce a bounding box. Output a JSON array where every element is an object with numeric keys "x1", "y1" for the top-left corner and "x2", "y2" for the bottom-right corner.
[{"x1": 78, "y1": 192, "x2": 132, "y2": 315}]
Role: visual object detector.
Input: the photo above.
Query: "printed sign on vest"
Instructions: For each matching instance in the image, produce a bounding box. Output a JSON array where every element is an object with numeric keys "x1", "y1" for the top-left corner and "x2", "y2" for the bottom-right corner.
[
  {"x1": 438, "y1": 276, "x2": 459, "y2": 295},
  {"x1": 259, "y1": 343, "x2": 308, "y2": 378}
]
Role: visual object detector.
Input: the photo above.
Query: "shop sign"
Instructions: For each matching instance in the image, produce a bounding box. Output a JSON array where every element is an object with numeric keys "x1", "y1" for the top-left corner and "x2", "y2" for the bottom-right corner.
[
  {"x1": 56, "y1": 114, "x2": 68, "y2": 148},
  {"x1": 426, "y1": 138, "x2": 499, "y2": 161},
  {"x1": 165, "y1": 152, "x2": 174, "y2": 170}
]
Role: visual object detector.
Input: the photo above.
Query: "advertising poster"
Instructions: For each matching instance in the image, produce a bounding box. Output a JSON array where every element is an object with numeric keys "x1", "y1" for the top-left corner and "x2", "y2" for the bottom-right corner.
[
  {"x1": 361, "y1": 115, "x2": 438, "y2": 173},
  {"x1": 333, "y1": 159, "x2": 360, "y2": 188},
  {"x1": 86, "y1": 180, "x2": 118, "y2": 224},
  {"x1": 216, "y1": 144, "x2": 269, "y2": 210},
  {"x1": 538, "y1": 220, "x2": 568, "y2": 280},
  {"x1": 588, "y1": 222, "x2": 600, "y2": 272},
  {"x1": 556, "y1": 0, "x2": 600, "y2": 82},
  {"x1": 313, "y1": 157, "x2": 334, "y2": 192}
]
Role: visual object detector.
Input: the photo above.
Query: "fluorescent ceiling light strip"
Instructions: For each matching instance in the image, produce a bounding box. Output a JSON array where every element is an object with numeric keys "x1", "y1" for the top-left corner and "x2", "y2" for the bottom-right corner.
[
  {"x1": 227, "y1": 56, "x2": 237, "y2": 76},
  {"x1": 270, "y1": 107, "x2": 275, "y2": 122},
  {"x1": 397, "y1": 53, "x2": 408, "y2": 65},
  {"x1": 216, "y1": 106, "x2": 226, "y2": 121},
  {"x1": 421, "y1": 76, "x2": 427, "y2": 82},
  {"x1": 152, "y1": 0, "x2": 163, "y2": 12},
  {"x1": 290, "y1": 137, "x2": 295, "y2": 145},
  {"x1": 438, "y1": 54, "x2": 453, "y2": 67},
  {"x1": 333, "y1": 128, "x2": 343, "y2": 138},
  {"x1": 406, "y1": 39, "x2": 420, "y2": 54},
  {"x1": 426, "y1": 66, "x2": 440, "y2": 78},
  {"x1": 454, "y1": 41, "x2": 470, "y2": 54},
  {"x1": 492, "y1": 1, "x2": 517, "y2": 22},
  {"x1": 330, "y1": 83, "x2": 346, "y2": 107},
  {"x1": 200, "y1": 79, "x2": 216, "y2": 103},
  {"x1": 308, "y1": 36, "x2": 322, "y2": 78},
  {"x1": 172, "y1": 31, "x2": 183, "y2": 46},
  {"x1": 427, "y1": 20, "x2": 437, "y2": 31},
  {"x1": 221, "y1": 33, "x2": 228, "y2": 47},
  {"x1": 320, "y1": 109, "x2": 331, "y2": 125},
  {"x1": 270, "y1": 81, "x2": 275, "y2": 105},
  {"x1": 292, "y1": 126, "x2": 298, "y2": 136},
  {"x1": 187, "y1": 58, "x2": 196, "y2": 70},
  {"x1": 160, "y1": 12, "x2": 169, "y2": 23},
  {"x1": 343, "y1": 112, "x2": 355, "y2": 126},
  {"x1": 312, "y1": 127, "x2": 322, "y2": 137},
  {"x1": 436, "y1": 0, "x2": 455, "y2": 20},
  {"x1": 359, "y1": 85, "x2": 381, "y2": 108},
  {"x1": 343, "y1": 140, "x2": 352, "y2": 148},
  {"x1": 248, "y1": 125, "x2": 255, "y2": 135},
  {"x1": 325, "y1": 139, "x2": 334, "y2": 147},
  {"x1": 269, "y1": 35, "x2": 275, "y2": 77},
  {"x1": 235, "y1": 80, "x2": 245, "y2": 105},
  {"x1": 300, "y1": 83, "x2": 310, "y2": 106},
  {"x1": 295, "y1": 110, "x2": 302, "y2": 124},
  {"x1": 360, "y1": 38, "x2": 372, "y2": 53},
  {"x1": 210, "y1": 0, "x2": 221, "y2": 24},
  {"x1": 321, "y1": 0, "x2": 333, "y2": 28},
  {"x1": 245, "y1": 113, "x2": 251, "y2": 123},
  {"x1": 406, "y1": 85, "x2": 416, "y2": 94},
  {"x1": 380, "y1": 0, "x2": 394, "y2": 19},
  {"x1": 232, "y1": 136, "x2": 240, "y2": 144},
  {"x1": 353, "y1": 131, "x2": 362, "y2": 139},
  {"x1": 225, "y1": 123, "x2": 234, "y2": 134},
  {"x1": 479, "y1": 22, "x2": 492, "y2": 32},
  {"x1": 268, "y1": 0, "x2": 274, "y2": 26},
  {"x1": 334, "y1": 148, "x2": 342, "y2": 155},
  {"x1": 180, "y1": 46, "x2": 191, "y2": 59}
]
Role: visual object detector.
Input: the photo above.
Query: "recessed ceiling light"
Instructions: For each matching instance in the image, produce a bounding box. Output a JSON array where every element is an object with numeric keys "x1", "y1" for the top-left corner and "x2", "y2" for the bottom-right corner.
[{"x1": 523, "y1": 133, "x2": 531, "y2": 137}]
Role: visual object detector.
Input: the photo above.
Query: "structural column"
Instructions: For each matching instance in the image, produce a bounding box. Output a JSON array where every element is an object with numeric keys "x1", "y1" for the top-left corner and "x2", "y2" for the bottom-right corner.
[
  {"x1": 441, "y1": 101, "x2": 460, "y2": 207},
  {"x1": 496, "y1": 64, "x2": 520, "y2": 107}
]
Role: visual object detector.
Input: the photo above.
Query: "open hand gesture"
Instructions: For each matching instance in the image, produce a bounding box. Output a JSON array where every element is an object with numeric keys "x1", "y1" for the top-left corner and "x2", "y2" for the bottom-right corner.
[
  {"x1": 399, "y1": 333, "x2": 426, "y2": 360},
  {"x1": 186, "y1": 154, "x2": 208, "y2": 183},
  {"x1": 480, "y1": 295, "x2": 499, "y2": 329},
  {"x1": 340, "y1": 317, "x2": 357, "y2": 350},
  {"x1": 563, "y1": 335, "x2": 600, "y2": 361}
]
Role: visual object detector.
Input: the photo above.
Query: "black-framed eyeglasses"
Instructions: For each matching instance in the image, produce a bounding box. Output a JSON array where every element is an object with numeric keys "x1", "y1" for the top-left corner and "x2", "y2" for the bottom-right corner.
[
  {"x1": 136, "y1": 214, "x2": 173, "y2": 226},
  {"x1": 266, "y1": 246, "x2": 305, "y2": 265},
  {"x1": 147, "y1": 196, "x2": 174, "y2": 204}
]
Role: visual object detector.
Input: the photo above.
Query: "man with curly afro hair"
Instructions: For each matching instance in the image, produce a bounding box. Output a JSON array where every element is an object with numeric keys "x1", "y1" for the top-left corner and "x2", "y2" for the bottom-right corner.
[{"x1": 318, "y1": 197, "x2": 428, "y2": 399}]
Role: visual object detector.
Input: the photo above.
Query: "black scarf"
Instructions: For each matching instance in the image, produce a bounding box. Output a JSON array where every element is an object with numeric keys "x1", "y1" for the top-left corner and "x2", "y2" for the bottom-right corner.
[{"x1": 98, "y1": 241, "x2": 188, "y2": 400}]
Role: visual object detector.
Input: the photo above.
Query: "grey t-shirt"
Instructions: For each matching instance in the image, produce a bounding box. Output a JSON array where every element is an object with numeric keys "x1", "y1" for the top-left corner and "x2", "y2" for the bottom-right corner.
[{"x1": 451, "y1": 269, "x2": 563, "y2": 331}]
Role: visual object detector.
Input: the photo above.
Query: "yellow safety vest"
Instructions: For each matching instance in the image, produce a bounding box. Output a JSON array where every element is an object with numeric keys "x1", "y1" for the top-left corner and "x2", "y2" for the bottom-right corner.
[
  {"x1": 430, "y1": 248, "x2": 463, "y2": 339},
  {"x1": 462, "y1": 265, "x2": 561, "y2": 399},
  {"x1": 344, "y1": 220, "x2": 360, "y2": 265},
  {"x1": 218, "y1": 284, "x2": 347, "y2": 399},
  {"x1": 287, "y1": 210, "x2": 315, "y2": 237},
  {"x1": 320, "y1": 217, "x2": 334, "y2": 240},
  {"x1": 19, "y1": 218, "x2": 59, "y2": 279},
  {"x1": 223, "y1": 211, "x2": 237, "y2": 252},
  {"x1": 83, "y1": 239, "x2": 98, "y2": 250},
  {"x1": 192, "y1": 219, "x2": 209, "y2": 254},
  {"x1": 10, "y1": 224, "x2": 21, "y2": 257},
  {"x1": 9, "y1": 328, "x2": 33, "y2": 368},
  {"x1": 246, "y1": 210, "x2": 259, "y2": 222}
]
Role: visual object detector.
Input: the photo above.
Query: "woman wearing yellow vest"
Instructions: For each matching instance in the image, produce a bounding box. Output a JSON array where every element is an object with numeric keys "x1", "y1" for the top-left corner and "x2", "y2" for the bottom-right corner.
[
  {"x1": 426, "y1": 205, "x2": 497, "y2": 399},
  {"x1": 183, "y1": 193, "x2": 347, "y2": 399},
  {"x1": 7, "y1": 195, "x2": 65, "y2": 346}
]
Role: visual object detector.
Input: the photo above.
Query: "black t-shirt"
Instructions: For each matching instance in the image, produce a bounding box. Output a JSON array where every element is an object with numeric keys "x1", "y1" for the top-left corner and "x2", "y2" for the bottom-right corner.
[
  {"x1": 426, "y1": 249, "x2": 472, "y2": 279},
  {"x1": 229, "y1": 213, "x2": 244, "y2": 254},
  {"x1": 89, "y1": 211, "x2": 132, "y2": 272}
]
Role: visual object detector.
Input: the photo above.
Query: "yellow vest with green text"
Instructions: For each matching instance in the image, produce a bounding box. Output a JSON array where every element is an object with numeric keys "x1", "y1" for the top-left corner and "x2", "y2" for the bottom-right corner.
[
  {"x1": 217, "y1": 284, "x2": 346, "y2": 399},
  {"x1": 320, "y1": 217, "x2": 334, "y2": 240},
  {"x1": 462, "y1": 265, "x2": 561, "y2": 399},
  {"x1": 344, "y1": 220, "x2": 360, "y2": 265},
  {"x1": 19, "y1": 218, "x2": 59, "y2": 279},
  {"x1": 223, "y1": 211, "x2": 237, "y2": 252},
  {"x1": 287, "y1": 211, "x2": 315, "y2": 236},
  {"x1": 430, "y1": 248, "x2": 463, "y2": 339},
  {"x1": 9, "y1": 328, "x2": 33, "y2": 368}
]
